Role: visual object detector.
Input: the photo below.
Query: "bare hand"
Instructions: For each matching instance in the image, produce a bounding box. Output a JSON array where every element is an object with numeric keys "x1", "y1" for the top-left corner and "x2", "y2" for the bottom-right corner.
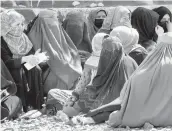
[
  {"x1": 155, "y1": 25, "x2": 164, "y2": 36},
  {"x1": 64, "y1": 95, "x2": 78, "y2": 107},
  {"x1": 166, "y1": 21, "x2": 172, "y2": 32}
]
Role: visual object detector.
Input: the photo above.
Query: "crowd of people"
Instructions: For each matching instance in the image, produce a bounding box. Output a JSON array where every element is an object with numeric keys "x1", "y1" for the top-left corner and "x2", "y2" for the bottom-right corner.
[{"x1": 1, "y1": 5, "x2": 172, "y2": 128}]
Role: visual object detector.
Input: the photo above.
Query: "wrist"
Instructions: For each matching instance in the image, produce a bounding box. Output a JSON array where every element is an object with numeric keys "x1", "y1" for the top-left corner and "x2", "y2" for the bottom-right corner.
[
  {"x1": 21, "y1": 56, "x2": 26, "y2": 64},
  {"x1": 72, "y1": 91, "x2": 79, "y2": 101}
]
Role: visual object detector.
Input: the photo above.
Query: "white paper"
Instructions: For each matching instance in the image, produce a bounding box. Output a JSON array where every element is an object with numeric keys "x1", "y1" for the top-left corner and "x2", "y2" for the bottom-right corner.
[
  {"x1": 24, "y1": 52, "x2": 49, "y2": 70},
  {"x1": 24, "y1": 62, "x2": 35, "y2": 70}
]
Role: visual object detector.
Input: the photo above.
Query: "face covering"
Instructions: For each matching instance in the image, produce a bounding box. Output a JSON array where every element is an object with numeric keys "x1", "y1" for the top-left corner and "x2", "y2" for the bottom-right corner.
[
  {"x1": 159, "y1": 21, "x2": 168, "y2": 32},
  {"x1": 94, "y1": 19, "x2": 104, "y2": 29}
]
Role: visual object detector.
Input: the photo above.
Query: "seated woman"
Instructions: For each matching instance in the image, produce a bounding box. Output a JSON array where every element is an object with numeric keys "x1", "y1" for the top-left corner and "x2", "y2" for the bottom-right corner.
[
  {"x1": 46, "y1": 32, "x2": 107, "y2": 114},
  {"x1": 69, "y1": 26, "x2": 145, "y2": 124},
  {"x1": 1, "y1": 59, "x2": 22, "y2": 121},
  {"x1": 87, "y1": 8, "x2": 107, "y2": 41},
  {"x1": 47, "y1": 35, "x2": 138, "y2": 117},
  {"x1": 74, "y1": 33, "x2": 172, "y2": 127},
  {"x1": 98, "y1": 6, "x2": 131, "y2": 34},
  {"x1": 105, "y1": 32, "x2": 172, "y2": 128},
  {"x1": 153, "y1": 6, "x2": 172, "y2": 33},
  {"x1": 62, "y1": 11, "x2": 92, "y2": 67},
  {"x1": 27, "y1": 9, "x2": 82, "y2": 94},
  {"x1": 110, "y1": 26, "x2": 148, "y2": 65},
  {"x1": 131, "y1": 7, "x2": 164, "y2": 53},
  {"x1": 1, "y1": 10, "x2": 48, "y2": 112}
]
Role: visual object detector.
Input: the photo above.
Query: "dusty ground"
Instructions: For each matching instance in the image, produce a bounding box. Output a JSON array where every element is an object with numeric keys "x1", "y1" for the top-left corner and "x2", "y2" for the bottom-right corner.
[
  {"x1": 1, "y1": 115, "x2": 172, "y2": 131},
  {"x1": 1, "y1": 5, "x2": 172, "y2": 131}
]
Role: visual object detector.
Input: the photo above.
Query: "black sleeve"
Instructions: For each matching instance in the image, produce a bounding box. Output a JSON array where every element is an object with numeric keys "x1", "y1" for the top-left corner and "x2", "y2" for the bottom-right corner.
[
  {"x1": 1, "y1": 37, "x2": 23, "y2": 69},
  {"x1": 129, "y1": 51, "x2": 147, "y2": 65}
]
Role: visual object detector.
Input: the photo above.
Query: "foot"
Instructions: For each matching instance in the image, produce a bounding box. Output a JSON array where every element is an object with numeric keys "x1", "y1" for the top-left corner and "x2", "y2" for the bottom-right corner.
[{"x1": 71, "y1": 116, "x2": 95, "y2": 125}]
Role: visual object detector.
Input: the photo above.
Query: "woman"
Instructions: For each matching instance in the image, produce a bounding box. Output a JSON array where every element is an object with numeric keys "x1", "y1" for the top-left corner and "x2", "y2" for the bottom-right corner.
[
  {"x1": 1, "y1": 10, "x2": 47, "y2": 111},
  {"x1": 62, "y1": 11, "x2": 92, "y2": 68},
  {"x1": 131, "y1": 7, "x2": 164, "y2": 51},
  {"x1": 62, "y1": 11, "x2": 92, "y2": 53},
  {"x1": 110, "y1": 26, "x2": 148, "y2": 65},
  {"x1": 62, "y1": 36, "x2": 138, "y2": 118},
  {"x1": 46, "y1": 32, "x2": 108, "y2": 115},
  {"x1": 87, "y1": 8, "x2": 107, "y2": 41},
  {"x1": 98, "y1": 6, "x2": 131, "y2": 34},
  {"x1": 106, "y1": 32, "x2": 172, "y2": 128},
  {"x1": 27, "y1": 10, "x2": 82, "y2": 94},
  {"x1": 1, "y1": 59, "x2": 22, "y2": 121},
  {"x1": 70, "y1": 26, "x2": 147, "y2": 124},
  {"x1": 153, "y1": 6, "x2": 172, "y2": 32}
]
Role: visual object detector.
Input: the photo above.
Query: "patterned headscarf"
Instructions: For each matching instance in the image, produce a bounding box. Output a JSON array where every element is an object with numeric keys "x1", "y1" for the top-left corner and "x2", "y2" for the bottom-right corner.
[
  {"x1": 110, "y1": 26, "x2": 146, "y2": 54},
  {"x1": 101, "y1": 6, "x2": 131, "y2": 32},
  {"x1": 1, "y1": 9, "x2": 33, "y2": 58}
]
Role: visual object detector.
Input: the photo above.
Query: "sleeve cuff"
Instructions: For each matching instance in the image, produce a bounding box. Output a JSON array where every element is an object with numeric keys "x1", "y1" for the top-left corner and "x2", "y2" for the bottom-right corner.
[{"x1": 14, "y1": 58, "x2": 22, "y2": 68}]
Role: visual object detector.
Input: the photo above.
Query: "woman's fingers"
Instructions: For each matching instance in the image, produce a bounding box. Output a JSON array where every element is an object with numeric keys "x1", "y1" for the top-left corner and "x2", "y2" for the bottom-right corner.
[
  {"x1": 35, "y1": 49, "x2": 41, "y2": 55},
  {"x1": 155, "y1": 25, "x2": 164, "y2": 36},
  {"x1": 166, "y1": 21, "x2": 172, "y2": 32}
]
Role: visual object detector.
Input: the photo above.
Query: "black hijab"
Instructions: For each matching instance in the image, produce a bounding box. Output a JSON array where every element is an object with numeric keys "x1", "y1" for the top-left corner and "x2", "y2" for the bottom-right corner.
[
  {"x1": 153, "y1": 6, "x2": 172, "y2": 32},
  {"x1": 131, "y1": 7, "x2": 159, "y2": 47}
]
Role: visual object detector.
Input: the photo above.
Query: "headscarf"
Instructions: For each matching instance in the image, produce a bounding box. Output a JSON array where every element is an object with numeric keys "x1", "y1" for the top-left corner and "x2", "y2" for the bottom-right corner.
[
  {"x1": 27, "y1": 10, "x2": 82, "y2": 89},
  {"x1": 78, "y1": 36, "x2": 138, "y2": 112},
  {"x1": 131, "y1": 7, "x2": 159, "y2": 45},
  {"x1": 108, "y1": 32, "x2": 172, "y2": 127},
  {"x1": 99, "y1": 6, "x2": 131, "y2": 34},
  {"x1": 15, "y1": 8, "x2": 36, "y2": 25},
  {"x1": 87, "y1": 9, "x2": 107, "y2": 41},
  {"x1": 62, "y1": 11, "x2": 92, "y2": 53},
  {"x1": 1, "y1": 9, "x2": 33, "y2": 58},
  {"x1": 39, "y1": 9, "x2": 58, "y2": 18},
  {"x1": 110, "y1": 26, "x2": 147, "y2": 54},
  {"x1": 85, "y1": 33, "x2": 108, "y2": 69},
  {"x1": 153, "y1": 6, "x2": 172, "y2": 32},
  {"x1": 92, "y1": 33, "x2": 108, "y2": 56}
]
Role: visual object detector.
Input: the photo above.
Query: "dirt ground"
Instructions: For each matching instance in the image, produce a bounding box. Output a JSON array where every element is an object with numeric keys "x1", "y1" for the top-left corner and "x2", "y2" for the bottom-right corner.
[{"x1": 1, "y1": 115, "x2": 172, "y2": 131}]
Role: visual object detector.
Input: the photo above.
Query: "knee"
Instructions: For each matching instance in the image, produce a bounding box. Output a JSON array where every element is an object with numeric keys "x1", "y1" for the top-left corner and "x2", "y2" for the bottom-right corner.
[
  {"x1": 48, "y1": 89, "x2": 61, "y2": 97},
  {"x1": 11, "y1": 96, "x2": 22, "y2": 109}
]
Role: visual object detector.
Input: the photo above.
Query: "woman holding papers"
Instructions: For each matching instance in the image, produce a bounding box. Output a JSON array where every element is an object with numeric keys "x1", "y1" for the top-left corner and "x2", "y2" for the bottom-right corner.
[{"x1": 1, "y1": 10, "x2": 48, "y2": 111}]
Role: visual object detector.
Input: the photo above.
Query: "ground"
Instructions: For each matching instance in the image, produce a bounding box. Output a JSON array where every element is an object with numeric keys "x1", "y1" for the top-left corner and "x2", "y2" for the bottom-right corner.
[
  {"x1": 1, "y1": 4, "x2": 172, "y2": 131},
  {"x1": 1, "y1": 115, "x2": 172, "y2": 131}
]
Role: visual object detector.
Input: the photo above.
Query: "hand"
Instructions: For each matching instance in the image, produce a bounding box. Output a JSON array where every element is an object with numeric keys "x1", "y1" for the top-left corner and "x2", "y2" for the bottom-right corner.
[
  {"x1": 22, "y1": 55, "x2": 39, "y2": 66},
  {"x1": 35, "y1": 49, "x2": 41, "y2": 55},
  {"x1": 28, "y1": 55, "x2": 40, "y2": 66},
  {"x1": 155, "y1": 25, "x2": 164, "y2": 36},
  {"x1": 64, "y1": 95, "x2": 78, "y2": 107},
  {"x1": 166, "y1": 21, "x2": 172, "y2": 32},
  {"x1": 34, "y1": 49, "x2": 49, "y2": 63}
]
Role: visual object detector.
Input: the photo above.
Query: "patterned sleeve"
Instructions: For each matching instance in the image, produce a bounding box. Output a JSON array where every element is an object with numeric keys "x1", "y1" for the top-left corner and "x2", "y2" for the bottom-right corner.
[{"x1": 72, "y1": 67, "x2": 92, "y2": 98}]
